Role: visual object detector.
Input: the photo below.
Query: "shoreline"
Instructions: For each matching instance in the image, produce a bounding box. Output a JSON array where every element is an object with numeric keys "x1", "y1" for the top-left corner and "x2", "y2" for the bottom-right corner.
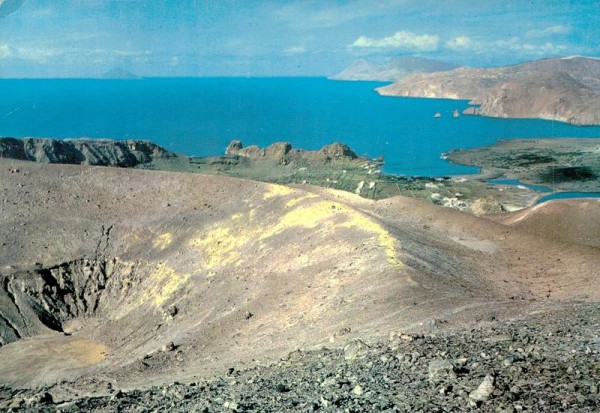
[
  {"x1": 2, "y1": 136, "x2": 598, "y2": 214},
  {"x1": 0, "y1": 137, "x2": 548, "y2": 215},
  {"x1": 445, "y1": 138, "x2": 600, "y2": 203}
]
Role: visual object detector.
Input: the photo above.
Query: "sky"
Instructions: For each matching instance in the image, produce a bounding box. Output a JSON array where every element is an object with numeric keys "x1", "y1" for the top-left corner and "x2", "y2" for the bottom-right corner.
[{"x1": 0, "y1": 0, "x2": 599, "y2": 78}]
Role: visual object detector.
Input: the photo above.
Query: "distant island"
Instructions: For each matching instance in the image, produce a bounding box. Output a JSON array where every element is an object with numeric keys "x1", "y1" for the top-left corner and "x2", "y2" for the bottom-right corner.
[
  {"x1": 100, "y1": 67, "x2": 140, "y2": 79},
  {"x1": 377, "y1": 56, "x2": 600, "y2": 126},
  {"x1": 329, "y1": 56, "x2": 458, "y2": 82}
]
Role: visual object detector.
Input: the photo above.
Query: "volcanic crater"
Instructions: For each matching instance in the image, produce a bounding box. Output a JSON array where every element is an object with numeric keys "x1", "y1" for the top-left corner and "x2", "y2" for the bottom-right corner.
[{"x1": 0, "y1": 159, "x2": 599, "y2": 408}]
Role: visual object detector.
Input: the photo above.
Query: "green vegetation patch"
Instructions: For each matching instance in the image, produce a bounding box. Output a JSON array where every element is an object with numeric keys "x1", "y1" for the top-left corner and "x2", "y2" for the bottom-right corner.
[{"x1": 540, "y1": 166, "x2": 597, "y2": 183}]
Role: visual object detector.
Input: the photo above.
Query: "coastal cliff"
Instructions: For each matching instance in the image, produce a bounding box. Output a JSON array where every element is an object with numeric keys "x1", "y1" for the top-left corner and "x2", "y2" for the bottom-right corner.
[
  {"x1": 0, "y1": 137, "x2": 175, "y2": 167},
  {"x1": 377, "y1": 56, "x2": 600, "y2": 125}
]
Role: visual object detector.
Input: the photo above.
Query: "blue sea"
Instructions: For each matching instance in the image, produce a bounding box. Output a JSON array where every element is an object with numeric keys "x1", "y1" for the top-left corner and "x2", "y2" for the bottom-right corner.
[{"x1": 2, "y1": 77, "x2": 600, "y2": 176}]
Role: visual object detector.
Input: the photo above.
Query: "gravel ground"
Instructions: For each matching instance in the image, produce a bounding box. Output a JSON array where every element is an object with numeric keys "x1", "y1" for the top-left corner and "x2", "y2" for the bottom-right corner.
[{"x1": 4, "y1": 303, "x2": 598, "y2": 412}]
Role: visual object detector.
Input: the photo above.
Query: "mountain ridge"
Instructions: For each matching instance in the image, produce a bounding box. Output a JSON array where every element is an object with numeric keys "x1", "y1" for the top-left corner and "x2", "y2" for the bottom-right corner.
[{"x1": 330, "y1": 56, "x2": 458, "y2": 82}]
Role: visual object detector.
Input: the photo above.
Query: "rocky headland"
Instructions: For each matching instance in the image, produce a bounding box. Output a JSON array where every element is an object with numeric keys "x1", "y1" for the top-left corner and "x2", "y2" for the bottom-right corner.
[
  {"x1": 377, "y1": 56, "x2": 600, "y2": 125},
  {"x1": 0, "y1": 137, "x2": 175, "y2": 167},
  {"x1": 330, "y1": 56, "x2": 458, "y2": 82}
]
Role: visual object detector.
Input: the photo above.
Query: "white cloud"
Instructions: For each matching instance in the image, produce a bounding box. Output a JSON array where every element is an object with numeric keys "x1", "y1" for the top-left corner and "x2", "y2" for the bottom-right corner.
[
  {"x1": 526, "y1": 25, "x2": 571, "y2": 38},
  {"x1": 283, "y1": 46, "x2": 306, "y2": 54},
  {"x1": 11, "y1": 46, "x2": 151, "y2": 63},
  {"x1": 0, "y1": 43, "x2": 10, "y2": 59},
  {"x1": 16, "y1": 47, "x2": 63, "y2": 62},
  {"x1": 350, "y1": 31, "x2": 440, "y2": 51},
  {"x1": 446, "y1": 36, "x2": 473, "y2": 50},
  {"x1": 443, "y1": 35, "x2": 568, "y2": 57},
  {"x1": 110, "y1": 49, "x2": 152, "y2": 57},
  {"x1": 492, "y1": 38, "x2": 567, "y2": 55}
]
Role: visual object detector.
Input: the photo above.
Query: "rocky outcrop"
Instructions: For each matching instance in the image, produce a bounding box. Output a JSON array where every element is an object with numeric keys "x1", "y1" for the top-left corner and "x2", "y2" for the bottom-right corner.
[
  {"x1": 224, "y1": 140, "x2": 360, "y2": 165},
  {"x1": 318, "y1": 142, "x2": 358, "y2": 159},
  {"x1": 0, "y1": 137, "x2": 175, "y2": 167},
  {"x1": 330, "y1": 56, "x2": 457, "y2": 82},
  {"x1": 377, "y1": 56, "x2": 600, "y2": 125}
]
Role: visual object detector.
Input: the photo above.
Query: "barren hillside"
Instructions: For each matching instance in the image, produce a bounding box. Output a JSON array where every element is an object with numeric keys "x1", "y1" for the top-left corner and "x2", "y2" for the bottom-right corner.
[{"x1": 0, "y1": 160, "x2": 598, "y2": 410}]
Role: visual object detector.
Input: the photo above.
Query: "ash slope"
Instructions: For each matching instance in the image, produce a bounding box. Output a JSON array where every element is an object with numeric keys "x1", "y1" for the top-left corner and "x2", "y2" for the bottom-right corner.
[
  {"x1": 377, "y1": 56, "x2": 600, "y2": 125},
  {"x1": 490, "y1": 199, "x2": 600, "y2": 249},
  {"x1": 0, "y1": 159, "x2": 598, "y2": 394}
]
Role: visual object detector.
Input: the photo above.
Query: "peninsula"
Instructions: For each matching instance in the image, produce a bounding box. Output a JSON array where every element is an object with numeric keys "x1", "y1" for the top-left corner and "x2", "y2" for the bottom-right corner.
[{"x1": 377, "y1": 56, "x2": 600, "y2": 126}]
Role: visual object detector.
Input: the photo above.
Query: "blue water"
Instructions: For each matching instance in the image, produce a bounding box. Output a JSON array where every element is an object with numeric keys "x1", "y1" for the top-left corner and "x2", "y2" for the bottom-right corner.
[
  {"x1": 536, "y1": 192, "x2": 600, "y2": 203},
  {"x1": 2, "y1": 77, "x2": 600, "y2": 176},
  {"x1": 488, "y1": 179, "x2": 553, "y2": 193}
]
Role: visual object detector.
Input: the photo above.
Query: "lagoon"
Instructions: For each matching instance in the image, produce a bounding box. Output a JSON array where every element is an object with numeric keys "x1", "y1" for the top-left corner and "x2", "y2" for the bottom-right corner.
[{"x1": 536, "y1": 192, "x2": 600, "y2": 203}]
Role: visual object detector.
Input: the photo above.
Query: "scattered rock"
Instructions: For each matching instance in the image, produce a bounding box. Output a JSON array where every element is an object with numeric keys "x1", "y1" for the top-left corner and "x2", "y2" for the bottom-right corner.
[
  {"x1": 28, "y1": 392, "x2": 53, "y2": 406},
  {"x1": 274, "y1": 383, "x2": 290, "y2": 393},
  {"x1": 428, "y1": 359, "x2": 456, "y2": 383},
  {"x1": 161, "y1": 342, "x2": 176, "y2": 352},
  {"x1": 486, "y1": 334, "x2": 512, "y2": 344},
  {"x1": 164, "y1": 305, "x2": 178, "y2": 318},
  {"x1": 7, "y1": 303, "x2": 600, "y2": 412},
  {"x1": 469, "y1": 374, "x2": 495, "y2": 404},
  {"x1": 8, "y1": 398, "x2": 23, "y2": 408},
  {"x1": 344, "y1": 339, "x2": 371, "y2": 360}
]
